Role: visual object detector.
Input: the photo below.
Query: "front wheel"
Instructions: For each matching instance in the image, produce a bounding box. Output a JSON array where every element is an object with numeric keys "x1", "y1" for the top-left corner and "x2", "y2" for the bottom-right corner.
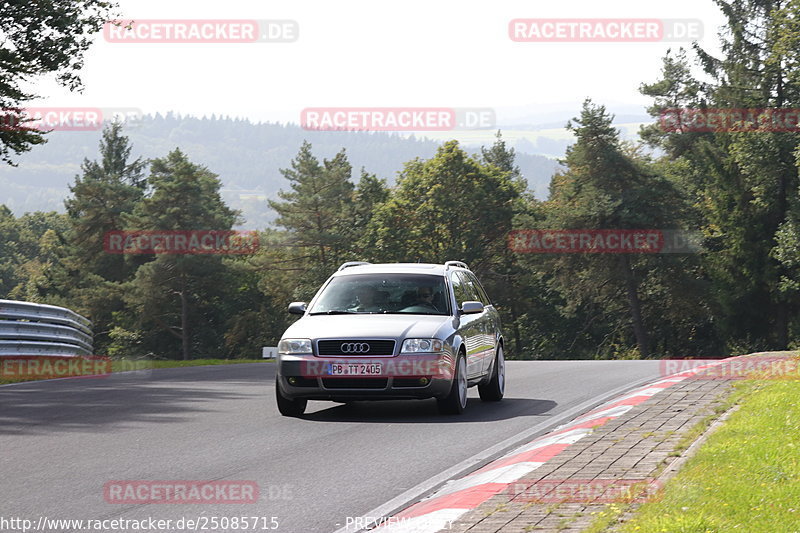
[
  {"x1": 275, "y1": 379, "x2": 307, "y2": 417},
  {"x1": 437, "y1": 353, "x2": 468, "y2": 415},
  {"x1": 479, "y1": 346, "x2": 505, "y2": 402}
]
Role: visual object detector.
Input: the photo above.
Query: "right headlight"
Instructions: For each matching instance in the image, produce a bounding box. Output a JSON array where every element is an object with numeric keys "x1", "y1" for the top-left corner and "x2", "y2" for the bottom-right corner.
[
  {"x1": 401, "y1": 338, "x2": 444, "y2": 353},
  {"x1": 278, "y1": 338, "x2": 313, "y2": 355}
]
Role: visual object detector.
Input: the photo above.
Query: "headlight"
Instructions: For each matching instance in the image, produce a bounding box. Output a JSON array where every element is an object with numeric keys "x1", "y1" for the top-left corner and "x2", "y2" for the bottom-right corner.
[
  {"x1": 401, "y1": 339, "x2": 444, "y2": 353},
  {"x1": 278, "y1": 338, "x2": 313, "y2": 355}
]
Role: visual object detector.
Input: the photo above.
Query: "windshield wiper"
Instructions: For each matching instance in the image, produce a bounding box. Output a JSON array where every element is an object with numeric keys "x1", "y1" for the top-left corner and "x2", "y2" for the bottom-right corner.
[{"x1": 309, "y1": 310, "x2": 359, "y2": 315}]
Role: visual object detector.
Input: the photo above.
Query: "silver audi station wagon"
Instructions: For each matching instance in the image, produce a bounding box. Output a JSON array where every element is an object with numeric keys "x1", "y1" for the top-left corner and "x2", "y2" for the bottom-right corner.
[{"x1": 275, "y1": 261, "x2": 505, "y2": 416}]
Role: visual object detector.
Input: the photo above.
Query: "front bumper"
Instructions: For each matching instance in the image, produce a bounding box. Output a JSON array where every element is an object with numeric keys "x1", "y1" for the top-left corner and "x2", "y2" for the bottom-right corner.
[{"x1": 277, "y1": 353, "x2": 454, "y2": 400}]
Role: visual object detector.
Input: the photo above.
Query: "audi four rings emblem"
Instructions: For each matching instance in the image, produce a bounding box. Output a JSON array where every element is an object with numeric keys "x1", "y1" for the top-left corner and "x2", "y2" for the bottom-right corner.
[{"x1": 341, "y1": 342, "x2": 370, "y2": 353}]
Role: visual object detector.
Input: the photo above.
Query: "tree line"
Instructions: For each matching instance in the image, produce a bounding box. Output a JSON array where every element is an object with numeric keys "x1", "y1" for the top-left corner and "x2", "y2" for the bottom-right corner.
[{"x1": 2, "y1": 1, "x2": 800, "y2": 360}]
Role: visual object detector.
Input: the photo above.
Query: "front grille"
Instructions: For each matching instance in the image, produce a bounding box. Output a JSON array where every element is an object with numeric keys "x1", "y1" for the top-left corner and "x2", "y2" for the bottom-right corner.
[
  {"x1": 317, "y1": 340, "x2": 395, "y2": 356},
  {"x1": 321, "y1": 378, "x2": 388, "y2": 389}
]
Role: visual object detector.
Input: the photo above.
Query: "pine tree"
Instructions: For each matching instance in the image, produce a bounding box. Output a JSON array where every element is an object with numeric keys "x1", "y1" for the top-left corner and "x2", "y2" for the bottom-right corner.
[
  {"x1": 640, "y1": 0, "x2": 800, "y2": 349},
  {"x1": 268, "y1": 142, "x2": 355, "y2": 284},
  {"x1": 480, "y1": 131, "x2": 529, "y2": 356},
  {"x1": 544, "y1": 100, "x2": 689, "y2": 358},
  {"x1": 350, "y1": 169, "x2": 389, "y2": 252},
  {"x1": 65, "y1": 121, "x2": 146, "y2": 282},
  {"x1": 122, "y1": 149, "x2": 239, "y2": 360}
]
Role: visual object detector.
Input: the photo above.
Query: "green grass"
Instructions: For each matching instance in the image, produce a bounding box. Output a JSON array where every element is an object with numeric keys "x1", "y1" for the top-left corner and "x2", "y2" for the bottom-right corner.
[
  {"x1": 583, "y1": 504, "x2": 625, "y2": 533},
  {"x1": 617, "y1": 380, "x2": 800, "y2": 532},
  {"x1": 0, "y1": 358, "x2": 270, "y2": 385}
]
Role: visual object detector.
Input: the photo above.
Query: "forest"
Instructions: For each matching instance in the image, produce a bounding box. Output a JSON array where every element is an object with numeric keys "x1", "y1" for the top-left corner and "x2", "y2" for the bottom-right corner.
[{"x1": 2, "y1": 1, "x2": 800, "y2": 361}]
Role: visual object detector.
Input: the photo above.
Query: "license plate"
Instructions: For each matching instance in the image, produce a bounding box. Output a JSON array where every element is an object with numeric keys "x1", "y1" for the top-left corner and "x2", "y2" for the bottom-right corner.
[{"x1": 329, "y1": 363, "x2": 382, "y2": 376}]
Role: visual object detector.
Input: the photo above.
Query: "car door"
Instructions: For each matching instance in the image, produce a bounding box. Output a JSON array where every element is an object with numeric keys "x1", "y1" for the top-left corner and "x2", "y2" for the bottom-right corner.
[
  {"x1": 450, "y1": 271, "x2": 484, "y2": 379},
  {"x1": 461, "y1": 271, "x2": 497, "y2": 374}
]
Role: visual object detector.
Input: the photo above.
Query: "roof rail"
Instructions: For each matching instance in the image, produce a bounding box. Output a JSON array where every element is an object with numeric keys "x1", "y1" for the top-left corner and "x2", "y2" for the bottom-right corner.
[
  {"x1": 337, "y1": 261, "x2": 372, "y2": 272},
  {"x1": 444, "y1": 261, "x2": 469, "y2": 270}
]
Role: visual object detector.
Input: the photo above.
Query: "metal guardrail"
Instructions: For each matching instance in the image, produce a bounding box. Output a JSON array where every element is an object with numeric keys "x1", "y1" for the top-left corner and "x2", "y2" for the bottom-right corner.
[{"x1": 0, "y1": 300, "x2": 93, "y2": 356}]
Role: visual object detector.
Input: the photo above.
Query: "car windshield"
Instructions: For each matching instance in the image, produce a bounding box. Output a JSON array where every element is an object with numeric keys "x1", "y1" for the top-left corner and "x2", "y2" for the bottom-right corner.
[{"x1": 309, "y1": 273, "x2": 450, "y2": 315}]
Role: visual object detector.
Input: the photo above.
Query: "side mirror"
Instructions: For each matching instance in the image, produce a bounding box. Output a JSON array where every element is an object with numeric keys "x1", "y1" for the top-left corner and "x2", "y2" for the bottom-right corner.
[
  {"x1": 288, "y1": 302, "x2": 307, "y2": 315},
  {"x1": 460, "y1": 301, "x2": 484, "y2": 314}
]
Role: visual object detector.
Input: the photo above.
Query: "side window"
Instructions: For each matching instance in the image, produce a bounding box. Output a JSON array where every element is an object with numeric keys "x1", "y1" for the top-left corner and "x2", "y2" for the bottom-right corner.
[
  {"x1": 455, "y1": 272, "x2": 480, "y2": 302},
  {"x1": 450, "y1": 272, "x2": 472, "y2": 305},
  {"x1": 465, "y1": 272, "x2": 491, "y2": 306}
]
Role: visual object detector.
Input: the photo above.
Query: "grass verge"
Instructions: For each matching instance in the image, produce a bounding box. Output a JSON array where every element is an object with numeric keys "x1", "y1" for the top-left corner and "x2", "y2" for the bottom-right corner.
[{"x1": 615, "y1": 379, "x2": 800, "y2": 532}]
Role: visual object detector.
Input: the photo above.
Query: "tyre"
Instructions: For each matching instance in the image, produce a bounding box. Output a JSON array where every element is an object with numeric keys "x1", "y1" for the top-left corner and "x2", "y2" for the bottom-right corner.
[
  {"x1": 437, "y1": 353, "x2": 468, "y2": 415},
  {"x1": 275, "y1": 379, "x2": 307, "y2": 417},
  {"x1": 479, "y1": 345, "x2": 505, "y2": 402}
]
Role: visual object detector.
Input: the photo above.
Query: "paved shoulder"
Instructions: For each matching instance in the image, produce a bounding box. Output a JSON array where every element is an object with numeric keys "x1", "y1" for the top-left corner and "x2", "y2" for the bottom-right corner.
[
  {"x1": 448, "y1": 377, "x2": 734, "y2": 532},
  {"x1": 373, "y1": 358, "x2": 742, "y2": 533}
]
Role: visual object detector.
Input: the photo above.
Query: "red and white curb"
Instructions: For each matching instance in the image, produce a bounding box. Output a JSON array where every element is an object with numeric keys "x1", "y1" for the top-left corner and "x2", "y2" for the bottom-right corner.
[{"x1": 367, "y1": 361, "x2": 727, "y2": 533}]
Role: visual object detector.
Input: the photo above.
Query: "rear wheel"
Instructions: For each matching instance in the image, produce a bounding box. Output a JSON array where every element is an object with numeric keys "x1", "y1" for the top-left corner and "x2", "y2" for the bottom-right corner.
[
  {"x1": 437, "y1": 353, "x2": 468, "y2": 415},
  {"x1": 479, "y1": 345, "x2": 505, "y2": 402},
  {"x1": 275, "y1": 379, "x2": 307, "y2": 417}
]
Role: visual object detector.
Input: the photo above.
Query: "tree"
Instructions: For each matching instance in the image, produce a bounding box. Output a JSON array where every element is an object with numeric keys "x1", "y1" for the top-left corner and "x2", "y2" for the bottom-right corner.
[
  {"x1": 2, "y1": 211, "x2": 73, "y2": 307},
  {"x1": 640, "y1": 0, "x2": 800, "y2": 350},
  {"x1": 228, "y1": 229, "x2": 311, "y2": 358},
  {"x1": 122, "y1": 149, "x2": 239, "y2": 360},
  {"x1": 542, "y1": 100, "x2": 691, "y2": 358},
  {"x1": 481, "y1": 130, "x2": 523, "y2": 183},
  {"x1": 65, "y1": 121, "x2": 147, "y2": 281},
  {"x1": 57, "y1": 123, "x2": 148, "y2": 352},
  {"x1": 771, "y1": 145, "x2": 800, "y2": 326},
  {"x1": 0, "y1": 1, "x2": 120, "y2": 163},
  {"x1": 269, "y1": 142, "x2": 355, "y2": 287},
  {"x1": 480, "y1": 131, "x2": 529, "y2": 356},
  {"x1": 0, "y1": 205, "x2": 21, "y2": 296},
  {"x1": 364, "y1": 140, "x2": 521, "y2": 272},
  {"x1": 351, "y1": 169, "x2": 389, "y2": 234}
]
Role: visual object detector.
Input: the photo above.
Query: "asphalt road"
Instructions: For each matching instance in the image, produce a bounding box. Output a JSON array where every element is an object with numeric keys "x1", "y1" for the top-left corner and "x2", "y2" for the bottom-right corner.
[{"x1": 0, "y1": 360, "x2": 664, "y2": 533}]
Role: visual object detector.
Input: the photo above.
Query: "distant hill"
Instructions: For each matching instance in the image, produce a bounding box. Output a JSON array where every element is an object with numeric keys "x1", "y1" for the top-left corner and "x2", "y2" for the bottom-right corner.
[{"x1": 0, "y1": 114, "x2": 562, "y2": 228}]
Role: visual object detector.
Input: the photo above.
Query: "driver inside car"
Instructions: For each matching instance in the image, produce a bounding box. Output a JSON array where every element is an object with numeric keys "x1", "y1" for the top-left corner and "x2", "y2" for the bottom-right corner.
[{"x1": 415, "y1": 286, "x2": 438, "y2": 310}]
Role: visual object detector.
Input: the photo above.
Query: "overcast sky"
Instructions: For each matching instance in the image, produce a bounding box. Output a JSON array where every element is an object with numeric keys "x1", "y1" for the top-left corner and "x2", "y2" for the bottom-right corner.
[{"x1": 28, "y1": 0, "x2": 727, "y2": 125}]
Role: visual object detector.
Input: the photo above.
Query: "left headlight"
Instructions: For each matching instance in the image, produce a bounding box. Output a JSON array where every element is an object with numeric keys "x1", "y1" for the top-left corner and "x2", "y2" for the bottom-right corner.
[
  {"x1": 278, "y1": 338, "x2": 313, "y2": 355},
  {"x1": 401, "y1": 338, "x2": 444, "y2": 353}
]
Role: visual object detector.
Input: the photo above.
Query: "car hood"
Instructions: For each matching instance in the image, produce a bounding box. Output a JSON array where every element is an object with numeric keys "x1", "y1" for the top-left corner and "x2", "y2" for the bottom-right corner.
[{"x1": 282, "y1": 314, "x2": 454, "y2": 341}]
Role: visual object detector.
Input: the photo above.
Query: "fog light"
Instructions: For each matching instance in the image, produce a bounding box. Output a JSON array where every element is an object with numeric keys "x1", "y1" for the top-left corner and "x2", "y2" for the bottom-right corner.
[
  {"x1": 288, "y1": 377, "x2": 298, "y2": 385},
  {"x1": 419, "y1": 377, "x2": 429, "y2": 385}
]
